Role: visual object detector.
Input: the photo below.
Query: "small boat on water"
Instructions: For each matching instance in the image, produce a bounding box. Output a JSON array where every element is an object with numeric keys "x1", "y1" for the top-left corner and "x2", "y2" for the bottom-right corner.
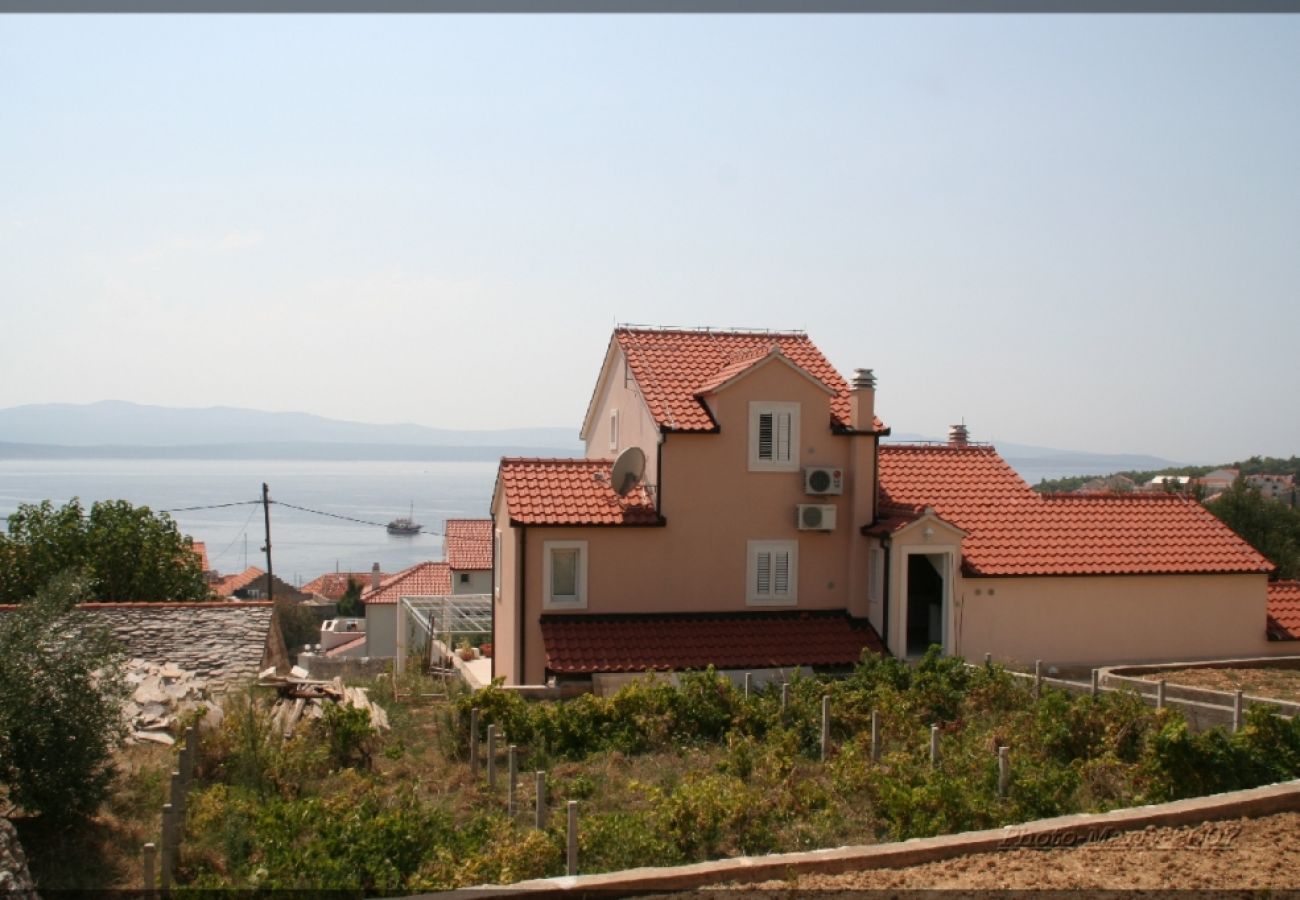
[{"x1": 387, "y1": 503, "x2": 421, "y2": 535}]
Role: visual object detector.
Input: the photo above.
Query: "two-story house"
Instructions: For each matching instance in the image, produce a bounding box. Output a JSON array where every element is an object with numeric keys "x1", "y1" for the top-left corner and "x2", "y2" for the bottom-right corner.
[
  {"x1": 446, "y1": 519, "x2": 493, "y2": 595},
  {"x1": 490, "y1": 326, "x2": 1281, "y2": 687}
]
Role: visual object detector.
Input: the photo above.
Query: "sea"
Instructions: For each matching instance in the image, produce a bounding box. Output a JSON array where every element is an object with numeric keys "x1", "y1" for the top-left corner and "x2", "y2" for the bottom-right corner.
[
  {"x1": 0, "y1": 454, "x2": 1102, "y2": 586},
  {"x1": 0, "y1": 459, "x2": 498, "y2": 587}
]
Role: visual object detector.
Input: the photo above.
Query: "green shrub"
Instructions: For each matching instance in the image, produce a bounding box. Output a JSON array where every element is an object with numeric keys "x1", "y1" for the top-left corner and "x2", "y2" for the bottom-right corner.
[
  {"x1": 321, "y1": 703, "x2": 378, "y2": 770},
  {"x1": 0, "y1": 573, "x2": 127, "y2": 825}
]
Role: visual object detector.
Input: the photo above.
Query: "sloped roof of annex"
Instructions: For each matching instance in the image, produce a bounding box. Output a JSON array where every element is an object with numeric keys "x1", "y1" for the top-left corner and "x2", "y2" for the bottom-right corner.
[{"x1": 875, "y1": 443, "x2": 1274, "y2": 579}]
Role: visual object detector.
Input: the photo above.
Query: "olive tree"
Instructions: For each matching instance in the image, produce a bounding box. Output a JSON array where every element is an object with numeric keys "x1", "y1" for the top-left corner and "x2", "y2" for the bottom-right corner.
[
  {"x1": 0, "y1": 574, "x2": 127, "y2": 824},
  {"x1": 0, "y1": 498, "x2": 210, "y2": 603}
]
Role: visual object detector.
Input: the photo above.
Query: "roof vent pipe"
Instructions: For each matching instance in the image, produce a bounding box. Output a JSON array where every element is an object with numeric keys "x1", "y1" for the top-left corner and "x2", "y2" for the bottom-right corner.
[
  {"x1": 371, "y1": 562, "x2": 382, "y2": 591},
  {"x1": 852, "y1": 368, "x2": 876, "y2": 390},
  {"x1": 948, "y1": 423, "x2": 969, "y2": 448}
]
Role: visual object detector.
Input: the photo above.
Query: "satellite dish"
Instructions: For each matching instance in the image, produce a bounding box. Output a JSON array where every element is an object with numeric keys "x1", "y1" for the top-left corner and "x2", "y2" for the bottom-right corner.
[{"x1": 610, "y1": 446, "x2": 646, "y2": 497}]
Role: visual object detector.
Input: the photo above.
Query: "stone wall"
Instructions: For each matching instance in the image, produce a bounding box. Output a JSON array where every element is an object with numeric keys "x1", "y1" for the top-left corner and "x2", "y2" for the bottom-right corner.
[
  {"x1": 0, "y1": 602, "x2": 288, "y2": 692},
  {"x1": 0, "y1": 818, "x2": 36, "y2": 899}
]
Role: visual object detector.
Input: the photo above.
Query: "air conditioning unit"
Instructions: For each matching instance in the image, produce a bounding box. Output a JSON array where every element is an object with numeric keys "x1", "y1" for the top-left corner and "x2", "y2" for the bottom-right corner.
[
  {"x1": 797, "y1": 504, "x2": 837, "y2": 532},
  {"x1": 804, "y1": 466, "x2": 844, "y2": 495}
]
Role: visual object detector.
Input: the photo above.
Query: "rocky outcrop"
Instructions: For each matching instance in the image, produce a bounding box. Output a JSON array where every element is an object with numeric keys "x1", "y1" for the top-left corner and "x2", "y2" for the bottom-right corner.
[{"x1": 0, "y1": 818, "x2": 37, "y2": 899}]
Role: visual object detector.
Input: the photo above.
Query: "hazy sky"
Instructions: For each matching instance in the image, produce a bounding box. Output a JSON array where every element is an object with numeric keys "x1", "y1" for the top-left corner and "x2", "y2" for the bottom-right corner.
[{"x1": 2, "y1": 15, "x2": 1297, "y2": 463}]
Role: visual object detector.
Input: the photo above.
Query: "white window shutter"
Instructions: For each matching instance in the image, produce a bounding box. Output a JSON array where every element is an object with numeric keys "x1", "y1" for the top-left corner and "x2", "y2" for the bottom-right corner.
[
  {"x1": 775, "y1": 412, "x2": 792, "y2": 462},
  {"x1": 774, "y1": 550, "x2": 790, "y2": 594}
]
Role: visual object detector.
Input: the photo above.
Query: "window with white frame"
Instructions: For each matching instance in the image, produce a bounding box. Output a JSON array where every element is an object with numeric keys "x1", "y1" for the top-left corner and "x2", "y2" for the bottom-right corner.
[
  {"x1": 747, "y1": 540, "x2": 798, "y2": 605},
  {"x1": 493, "y1": 530, "x2": 501, "y2": 600},
  {"x1": 868, "y1": 547, "x2": 885, "y2": 607},
  {"x1": 748, "y1": 402, "x2": 799, "y2": 471},
  {"x1": 609, "y1": 408, "x2": 620, "y2": 452},
  {"x1": 543, "y1": 540, "x2": 588, "y2": 609}
]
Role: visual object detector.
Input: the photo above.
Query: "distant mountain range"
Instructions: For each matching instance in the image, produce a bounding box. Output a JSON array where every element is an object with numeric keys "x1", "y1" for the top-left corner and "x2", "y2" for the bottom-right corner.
[
  {"x1": 0, "y1": 402, "x2": 1184, "y2": 479},
  {"x1": 0, "y1": 401, "x2": 582, "y2": 458}
]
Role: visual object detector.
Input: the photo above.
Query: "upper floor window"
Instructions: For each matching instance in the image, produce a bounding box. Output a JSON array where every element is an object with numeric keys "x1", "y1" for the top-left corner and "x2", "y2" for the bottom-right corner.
[
  {"x1": 609, "y1": 408, "x2": 620, "y2": 452},
  {"x1": 748, "y1": 401, "x2": 800, "y2": 471},
  {"x1": 543, "y1": 540, "x2": 588, "y2": 609},
  {"x1": 747, "y1": 540, "x2": 798, "y2": 605}
]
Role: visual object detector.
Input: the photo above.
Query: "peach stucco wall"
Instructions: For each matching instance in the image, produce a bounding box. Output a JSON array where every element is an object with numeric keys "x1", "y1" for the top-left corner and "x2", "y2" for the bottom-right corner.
[
  {"x1": 583, "y1": 344, "x2": 662, "y2": 488},
  {"x1": 877, "y1": 533, "x2": 1276, "y2": 669},
  {"x1": 504, "y1": 359, "x2": 880, "y2": 684},
  {"x1": 953, "y1": 573, "x2": 1275, "y2": 668},
  {"x1": 492, "y1": 500, "x2": 521, "y2": 684}
]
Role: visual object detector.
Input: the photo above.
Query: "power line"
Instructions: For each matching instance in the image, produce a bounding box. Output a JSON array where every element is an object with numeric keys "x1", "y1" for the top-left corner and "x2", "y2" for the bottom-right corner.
[
  {"x1": 161, "y1": 500, "x2": 263, "y2": 513},
  {"x1": 272, "y1": 500, "x2": 444, "y2": 537},
  {"x1": 208, "y1": 501, "x2": 262, "y2": 568}
]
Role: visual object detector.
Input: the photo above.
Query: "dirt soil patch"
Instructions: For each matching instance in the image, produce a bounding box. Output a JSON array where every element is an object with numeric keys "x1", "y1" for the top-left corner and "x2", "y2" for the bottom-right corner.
[
  {"x1": 700, "y1": 812, "x2": 1300, "y2": 893},
  {"x1": 1140, "y1": 666, "x2": 1300, "y2": 703}
]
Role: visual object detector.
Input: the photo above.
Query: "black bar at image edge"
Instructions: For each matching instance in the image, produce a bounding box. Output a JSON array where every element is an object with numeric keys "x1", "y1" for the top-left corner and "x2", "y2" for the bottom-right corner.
[{"x1": 2, "y1": 0, "x2": 1299, "y2": 13}]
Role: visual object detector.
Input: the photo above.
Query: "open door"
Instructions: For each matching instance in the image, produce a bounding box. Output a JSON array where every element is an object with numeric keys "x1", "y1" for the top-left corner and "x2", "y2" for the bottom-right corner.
[{"x1": 906, "y1": 553, "x2": 947, "y2": 657}]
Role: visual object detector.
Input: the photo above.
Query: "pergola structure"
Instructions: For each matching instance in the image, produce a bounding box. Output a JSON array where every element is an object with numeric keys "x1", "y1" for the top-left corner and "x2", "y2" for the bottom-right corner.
[{"x1": 395, "y1": 593, "x2": 491, "y2": 676}]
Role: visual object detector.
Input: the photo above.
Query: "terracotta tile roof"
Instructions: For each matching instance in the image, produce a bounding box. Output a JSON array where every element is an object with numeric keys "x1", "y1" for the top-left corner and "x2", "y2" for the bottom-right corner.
[
  {"x1": 361, "y1": 561, "x2": 452, "y2": 605},
  {"x1": 1267, "y1": 580, "x2": 1300, "y2": 641},
  {"x1": 878, "y1": 444, "x2": 1273, "y2": 577},
  {"x1": 497, "y1": 458, "x2": 662, "y2": 526},
  {"x1": 613, "y1": 327, "x2": 885, "y2": 434},
  {"x1": 301, "y1": 572, "x2": 383, "y2": 601},
  {"x1": 214, "y1": 567, "x2": 264, "y2": 596},
  {"x1": 445, "y1": 519, "x2": 493, "y2": 570},
  {"x1": 540, "y1": 611, "x2": 885, "y2": 674}
]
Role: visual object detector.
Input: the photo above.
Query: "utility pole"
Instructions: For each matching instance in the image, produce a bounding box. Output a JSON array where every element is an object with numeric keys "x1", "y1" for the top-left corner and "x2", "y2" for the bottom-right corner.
[{"x1": 261, "y1": 482, "x2": 274, "y2": 603}]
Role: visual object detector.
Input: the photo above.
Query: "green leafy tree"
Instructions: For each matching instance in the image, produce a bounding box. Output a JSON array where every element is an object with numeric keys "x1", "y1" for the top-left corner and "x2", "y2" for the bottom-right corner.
[
  {"x1": 0, "y1": 573, "x2": 128, "y2": 824},
  {"x1": 337, "y1": 578, "x2": 364, "y2": 617},
  {"x1": 0, "y1": 498, "x2": 210, "y2": 603},
  {"x1": 1206, "y1": 478, "x2": 1300, "y2": 580}
]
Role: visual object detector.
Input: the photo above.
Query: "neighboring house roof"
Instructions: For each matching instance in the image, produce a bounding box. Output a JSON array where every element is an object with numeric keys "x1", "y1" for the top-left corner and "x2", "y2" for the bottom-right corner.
[
  {"x1": 878, "y1": 445, "x2": 1273, "y2": 577},
  {"x1": 445, "y1": 519, "x2": 493, "y2": 570},
  {"x1": 301, "y1": 572, "x2": 382, "y2": 602},
  {"x1": 212, "y1": 567, "x2": 311, "y2": 602},
  {"x1": 540, "y1": 611, "x2": 885, "y2": 674},
  {"x1": 610, "y1": 327, "x2": 887, "y2": 434},
  {"x1": 191, "y1": 541, "x2": 211, "y2": 572},
  {"x1": 214, "y1": 566, "x2": 264, "y2": 596},
  {"x1": 1267, "y1": 580, "x2": 1300, "y2": 641},
  {"x1": 361, "y1": 561, "x2": 452, "y2": 605},
  {"x1": 496, "y1": 457, "x2": 663, "y2": 526}
]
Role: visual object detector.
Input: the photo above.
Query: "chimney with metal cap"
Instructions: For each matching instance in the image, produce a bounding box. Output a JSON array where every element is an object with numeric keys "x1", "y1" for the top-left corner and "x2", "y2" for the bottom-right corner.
[
  {"x1": 371, "y1": 562, "x2": 382, "y2": 592},
  {"x1": 948, "y1": 423, "x2": 969, "y2": 448},
  {"x1": 850, "y1": 368, "x2": 876, "y2": 432}
]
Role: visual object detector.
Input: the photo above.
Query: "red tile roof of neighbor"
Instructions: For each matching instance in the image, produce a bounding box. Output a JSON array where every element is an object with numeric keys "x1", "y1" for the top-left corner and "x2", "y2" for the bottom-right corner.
[
  {"x1": 213, "y1": 567, "x2": 265, "y2": 596},
  {"x1": 445, "y1": 519, "x2": 493, "y2": 570},
  {"x1": 540, "y1": 611, "x2": 885, "y2": 674},
  {"x1": 877, "y1": 444, "x2": 1274, "y2": 577},
  {"x1": 191, "y1": 541, "x2": 210, "y2": 572},
  {"x1": 361, "y1": 561, "x2": 452, "y2": 605},
  {"x1": 1267, "y1": 580, "x2": 1300, "y2": 641},
  {"x1": 497, "y1": 458, "x2": 662, "y2": 526},
  {"x1": 613, "y1": 327, "x2": 886, "y2": 434},
  {"x1": 301, "y1": 572, "x2": 384, "y2": 601}
]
